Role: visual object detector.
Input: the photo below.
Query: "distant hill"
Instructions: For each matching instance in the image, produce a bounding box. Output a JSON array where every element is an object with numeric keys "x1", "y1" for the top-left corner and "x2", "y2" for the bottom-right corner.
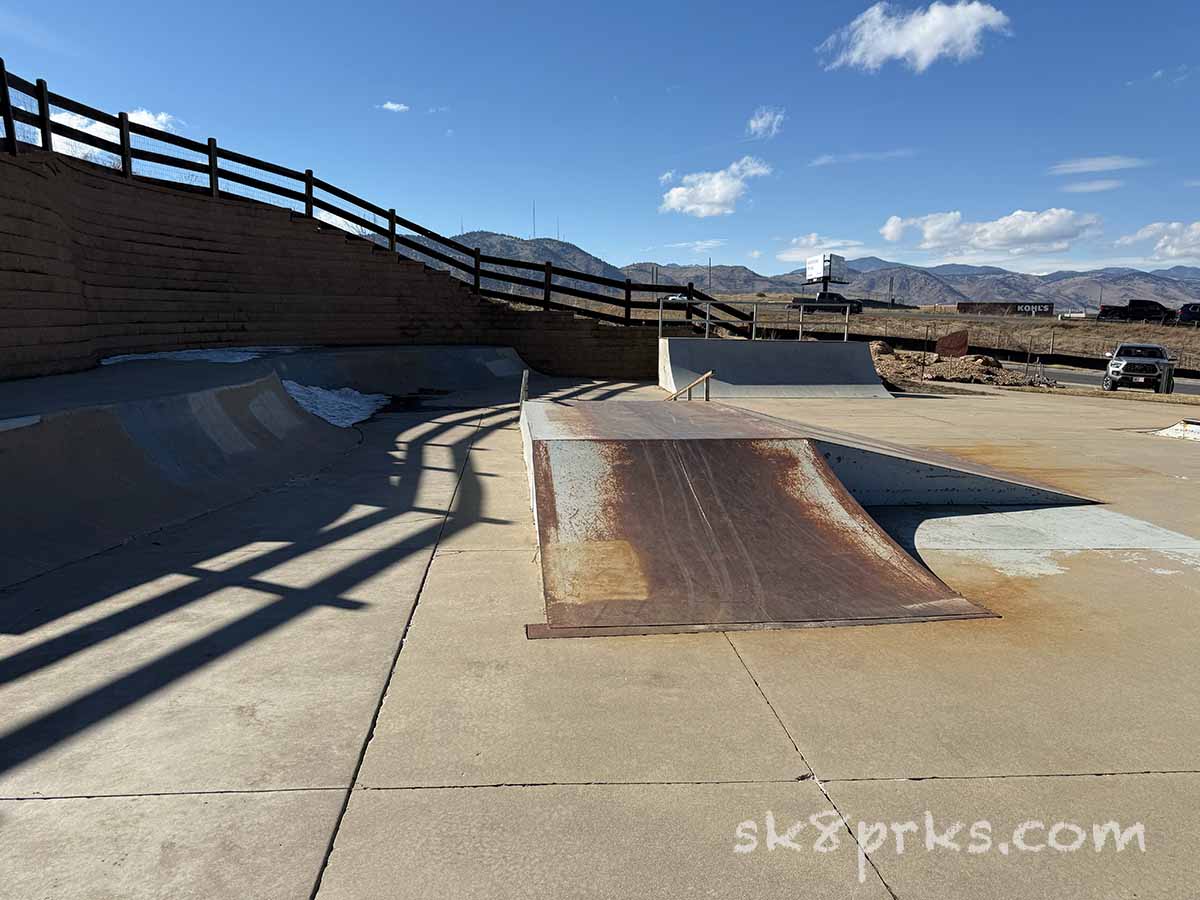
[
  {"x1": 1153, "y1": 265, "x2": 1200, "y2": 283},
  {"x1": 406, "y1": 232, "x2": 1200, "y2": 311},
  {"x1": 408, "y1": 231, "x2": 628, "y2": 299}
]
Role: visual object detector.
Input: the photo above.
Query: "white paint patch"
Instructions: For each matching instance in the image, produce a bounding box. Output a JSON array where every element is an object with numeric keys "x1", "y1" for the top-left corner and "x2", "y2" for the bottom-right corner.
[
  {"x1": 0, "y1": 415, "x2": 41, "y2": 432},
  {"x1": 101, "y1": 346, "x2": 308, "y2": 365},
  {"x1": 955, "y1": 549, "x2": 1078, "y2": 579},
  {"x1": 282, "y1": 381, "x2": 389, "y2": 427},
  {"x1": 1159, "y1": 550, "x2": 1200, "y2": 571},
  {"x1": 907, "y1": 506, "x2": 1200, "y2": 552},
  {"x1": 1155, "y1": 421, "x2": 1200, "y2": 442}
]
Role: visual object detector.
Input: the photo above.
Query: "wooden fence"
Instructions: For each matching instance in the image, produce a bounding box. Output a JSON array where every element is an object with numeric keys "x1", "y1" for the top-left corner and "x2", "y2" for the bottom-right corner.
[{"x1": 0, "y1": 60, "x2": 757, "y2": 336}]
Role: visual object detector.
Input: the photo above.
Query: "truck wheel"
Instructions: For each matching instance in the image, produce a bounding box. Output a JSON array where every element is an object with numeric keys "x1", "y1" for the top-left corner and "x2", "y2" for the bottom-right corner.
[{"x1": 1101, "y1": 375, "x2": 1117, "y2": 391}]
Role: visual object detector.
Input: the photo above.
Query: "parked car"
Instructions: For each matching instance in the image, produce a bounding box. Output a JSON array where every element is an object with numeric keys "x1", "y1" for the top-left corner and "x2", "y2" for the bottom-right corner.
[
  {"x1": 1178, "y1": 303, "x2": 1200, "y2": 325},
  {"x1": 1097, "y1": 298, "x2": 1178, "y2": 324},
  {"x1": 1102, "y1": 343, "x2": 1176, "y2": 393}
]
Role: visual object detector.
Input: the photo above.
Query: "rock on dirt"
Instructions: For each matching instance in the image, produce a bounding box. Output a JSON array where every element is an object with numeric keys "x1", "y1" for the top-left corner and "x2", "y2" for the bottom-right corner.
[{"x1": 869, "y1": 343, "x2": 1028, "y2": 386}]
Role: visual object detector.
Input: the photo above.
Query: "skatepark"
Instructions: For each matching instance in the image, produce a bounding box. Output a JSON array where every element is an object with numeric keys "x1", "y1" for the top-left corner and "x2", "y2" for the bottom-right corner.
[{"x1": 3, "y1": 66, "x2": 1200, "y2": 900}]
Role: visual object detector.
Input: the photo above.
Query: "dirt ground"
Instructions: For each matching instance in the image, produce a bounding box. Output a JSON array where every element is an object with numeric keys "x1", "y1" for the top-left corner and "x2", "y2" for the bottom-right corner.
[{"x1": 868, "y1": 341, "x2": 1028, "y2": 389}]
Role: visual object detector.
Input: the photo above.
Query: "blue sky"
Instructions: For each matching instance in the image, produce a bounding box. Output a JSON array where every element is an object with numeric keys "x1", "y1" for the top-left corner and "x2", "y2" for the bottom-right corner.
[{"x1": 2, "y1": 0, "x2": 1198, "y2": 273}]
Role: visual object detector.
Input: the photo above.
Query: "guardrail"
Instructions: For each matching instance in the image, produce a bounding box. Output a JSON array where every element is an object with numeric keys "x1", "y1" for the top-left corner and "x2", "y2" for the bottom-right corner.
[{"x1": 0, "y1": 59, "x2": 755, "y2": 336}]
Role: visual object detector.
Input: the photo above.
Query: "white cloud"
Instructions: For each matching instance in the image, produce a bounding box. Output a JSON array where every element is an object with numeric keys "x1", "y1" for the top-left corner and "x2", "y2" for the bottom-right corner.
[
  {"x1": 881, "y1": 208, "x2": 1101, "y2": 255},
  {"x1": 809, "y1": 148, "x2": 913, "y2": 167},
  {"x1": 50, "y1": 108, "x2": 177, "y2": 161},
  {"x1": 819, "y1": 1, "x2": 1010, "y2": 73},
  {"x1": 777, "y1": 232, "x2": 866, "y2": 261},
  {"x1": 748, "y1": 249, "x2": 763, "y2": 259},
  {"x1": 378, "y1": 101, "x2": 409, "y2": 112},
  {"x1": 1115, "y1": 221, "x2": 1200, "y2": 260},
  {"x1": 1185, "y1": 179, "x2": 1200, "y2": 188},
  {"x1": 666, "y1": 239, "x2": 727, "y2": 255},
  {"x1": 1061, "y1": 179, "x2": 1123, "y2": 193},
  {"x1": 659, "y1": 170, "x2": 675, "y2": 185},
  {"x1": 1048, "y1": 155, "x2": 1147, "y2": 175},
  {"x1": 427, "y1": 105, "x2": 450, "y2": 113},
  {"x1": 746, "y1": 106, "x2": 785, "y2": 139},
  {"x1": 659, "y1": 156, "x2": 771, "y2": 218}
]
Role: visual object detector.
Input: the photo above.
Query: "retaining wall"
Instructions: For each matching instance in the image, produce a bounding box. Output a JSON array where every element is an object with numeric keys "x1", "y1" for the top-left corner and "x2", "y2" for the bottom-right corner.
[{"x1": 0, "y1": 152, "x2": 658, "y2": 381}]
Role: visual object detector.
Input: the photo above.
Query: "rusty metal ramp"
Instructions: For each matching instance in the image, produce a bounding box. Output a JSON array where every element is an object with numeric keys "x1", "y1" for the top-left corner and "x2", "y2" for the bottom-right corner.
[{"x1": 521, "y1": 401, "x2": 1003, "y2": 638}]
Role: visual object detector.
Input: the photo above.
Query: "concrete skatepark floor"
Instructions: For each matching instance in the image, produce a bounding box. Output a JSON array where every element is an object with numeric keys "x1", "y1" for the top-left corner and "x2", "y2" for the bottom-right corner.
[{"x1": 2, "y1": 378, "x2": 1199, "y2": 899}]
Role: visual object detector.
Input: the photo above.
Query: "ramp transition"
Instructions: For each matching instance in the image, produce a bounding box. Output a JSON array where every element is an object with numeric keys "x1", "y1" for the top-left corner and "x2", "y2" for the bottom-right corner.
[
  {"x1": 521, "y1": 401, "x2": 1087, "y2": 638},
  {"x1": 658, "y1": 337, "x2": 891, "y2": 399},
  {"x1": 0, "y1": 345, "x2": 535, "y2": 588}
]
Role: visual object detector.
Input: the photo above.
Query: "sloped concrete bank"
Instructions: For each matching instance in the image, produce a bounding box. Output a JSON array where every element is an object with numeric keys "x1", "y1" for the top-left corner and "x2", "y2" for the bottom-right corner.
[{"x1": 0, "y1": 368, "x2": 356, "y2": 588}]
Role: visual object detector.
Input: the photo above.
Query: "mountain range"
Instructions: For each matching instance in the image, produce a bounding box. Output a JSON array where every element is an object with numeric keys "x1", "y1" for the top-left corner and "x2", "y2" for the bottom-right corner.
[{"x1": 422, "y1": 232, "x2": 1200, "y2": 312}]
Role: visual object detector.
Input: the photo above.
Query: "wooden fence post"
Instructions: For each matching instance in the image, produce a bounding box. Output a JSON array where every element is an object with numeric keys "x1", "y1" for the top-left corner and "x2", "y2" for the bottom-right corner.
[
  {"x1": 387, "y1": 208, "x2": 396, "y2": 252},
  {"x1": 118, "y1": 112, "x2": 132, "y2": 177},
  {"x1": 543, "y1": 261, "x2": 552, "y2": 310},
  {"x1": 206, "y1": 137, "x2": 219, "y2": 198},
  {"x1": 36, "y1": 78, "x2": 52, "y2": 152},
  {"x1": 686, "y1": 282, "x2": 694, "y2": 321},
  {"x1": 0, "y1": 59, "x2": 17, "y2": 155},
  {"x1": 473, "y1": 248, "x2": 481, "y2": 292},
  {"x1": 304, "y1": 169, "x2": 313, "y2": 217},
  {"x1": 624, "y1": 278, "x2": 632, "y2": 323}
]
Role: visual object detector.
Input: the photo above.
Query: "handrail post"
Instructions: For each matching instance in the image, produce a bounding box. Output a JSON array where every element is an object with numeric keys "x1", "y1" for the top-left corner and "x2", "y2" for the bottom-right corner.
[
  {"x1": 473, "y1": 247, "x2": 481, "y2": 293},
  {"x1": 36, "y1": 78, "x2": 52, "y2": 152},
  {"x1": 704, "y1": 301, "x2": 711, "y2": 339},
  {"x1": 624, "y1": 278, "x2": 632, "y2": 323},
  {"x1": 0, "y1": 59, "x2": 18, "y2": 155},
  {"x1": 657, "y1": 294, "x2": 663, "y2": 339},
  {"x1": 751, "y1": 303, "x2": 757, "y2": 341},
  {"x1": 303, "y1": 169, "x2": 313, "y2": 217},
  {"x1": 387, "y1": 208, "x2": 396, "y2": 252},
  {"x1": 206, "y1": 137, "x2": 218, "y2": 198},
  {"x1": 543, "y1": 260, "x2": 552, "y2": 310},
  {"x1": 686, "y1": 282, "x2": 694, "y2": 324},
  {"x1": 118, "y1": 112, "x2": 132, "y2": 177},
  {"x1": 798, "y1": 305, "x2": 805, "y2": 340},
  {"x1": 705, "y1": 375, "x2": 710, "y2": 401},
  {"x1": 843, "y1": 304, "x2": 849, "y2": 341}
]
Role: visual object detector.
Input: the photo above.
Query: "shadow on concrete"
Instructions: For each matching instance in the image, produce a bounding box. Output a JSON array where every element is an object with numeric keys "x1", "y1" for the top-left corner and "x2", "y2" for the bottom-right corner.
[{"x1": 0, "y1": 378, "x2": 642, "y2": 777}]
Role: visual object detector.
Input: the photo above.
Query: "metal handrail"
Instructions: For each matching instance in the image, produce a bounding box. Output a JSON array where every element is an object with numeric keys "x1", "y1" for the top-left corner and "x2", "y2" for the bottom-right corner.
[{"x1": 665, "y1": 370, "x2": 714, "y2": 402}]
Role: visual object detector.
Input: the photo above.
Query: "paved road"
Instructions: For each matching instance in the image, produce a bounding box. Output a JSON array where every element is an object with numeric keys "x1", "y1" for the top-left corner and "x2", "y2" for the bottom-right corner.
[{"x1": 1003, "y1": 361, "x2": 1200, "y2": 396}]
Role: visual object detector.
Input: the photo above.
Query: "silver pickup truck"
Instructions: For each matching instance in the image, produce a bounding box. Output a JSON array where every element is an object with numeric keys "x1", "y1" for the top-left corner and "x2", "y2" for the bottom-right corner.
[{"x1": 1102, "y1": 343, "x2": 1176, "y2": 394}]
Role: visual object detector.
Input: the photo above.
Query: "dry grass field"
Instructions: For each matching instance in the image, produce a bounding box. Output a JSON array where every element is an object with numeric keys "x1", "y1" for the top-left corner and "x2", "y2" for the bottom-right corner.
[{"x1": 710, "y1": 293, "x2": 1200, "y2": 370}]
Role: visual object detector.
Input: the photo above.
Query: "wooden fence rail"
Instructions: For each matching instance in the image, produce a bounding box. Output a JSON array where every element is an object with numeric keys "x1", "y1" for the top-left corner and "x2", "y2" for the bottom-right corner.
[{"x1": 0, "y1": 60, "x2": 741, "y2": 334}]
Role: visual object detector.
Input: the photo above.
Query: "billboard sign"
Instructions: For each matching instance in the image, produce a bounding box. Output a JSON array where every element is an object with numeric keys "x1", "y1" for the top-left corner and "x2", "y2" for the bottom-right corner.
[{"x1": 805, "y1": 253, "x2": 848, "y2": 284}]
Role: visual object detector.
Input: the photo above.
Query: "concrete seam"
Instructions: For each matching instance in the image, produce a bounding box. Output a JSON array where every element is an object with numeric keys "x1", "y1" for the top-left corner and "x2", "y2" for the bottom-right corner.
[
  {"x1": 0, "y1": 786, "x2": 348, "y2": 802},
  {"x1": 723, "y1": 632, "x2": 900, "y2": 900},
  {"x1": 823, "y1": 769, "x2": 1200, "y2": 784},
  {"x1": 306, "y1": 412, "x2": 485, "y2": 900}
]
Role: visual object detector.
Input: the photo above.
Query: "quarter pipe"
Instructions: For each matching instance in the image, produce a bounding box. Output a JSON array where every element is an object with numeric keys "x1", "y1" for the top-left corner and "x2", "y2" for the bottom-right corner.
[{"x1": 658, "y1": 337, "x2": 891, "y2": 399}]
